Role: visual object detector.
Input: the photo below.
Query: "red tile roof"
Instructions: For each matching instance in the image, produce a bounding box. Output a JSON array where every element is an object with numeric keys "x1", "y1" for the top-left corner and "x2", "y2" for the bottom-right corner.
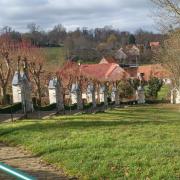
[
  {"x1": 58, "y1": 61, "x2": 129, "y2": 84},
  {"x1": 80, "y1": 63, "x2": 129, "y2": 81},
  {"x1": 137, "y1": 64, "x2": 170, "y2": 81},
  {"x1": 124, "y1": 67, "x2": 138, "y2": 78},
  {"x1": 150, "y1": 42, "x2": 160, "y2": 47}
]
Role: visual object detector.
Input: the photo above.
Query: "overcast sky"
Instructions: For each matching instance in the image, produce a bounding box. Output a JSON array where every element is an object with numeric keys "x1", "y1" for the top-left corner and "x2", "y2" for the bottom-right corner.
[{"x1": 0, "y1": 0, "x2": 156, "y2": 32}]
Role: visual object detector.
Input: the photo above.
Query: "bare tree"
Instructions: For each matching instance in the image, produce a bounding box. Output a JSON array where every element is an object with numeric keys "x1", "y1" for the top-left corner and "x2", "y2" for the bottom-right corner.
[
  {"x1": 0, "y1": 35, "x2": 18, "y2": 104},
  {"x1": 154, "y1": 30, "x2": 180, "y2": 92},
  {"x1": 151, "y1": 0, "x2": 180, "y2": 31},
  {"x1": 25, "y1": 48, "x2": 47, "y2": 106}
]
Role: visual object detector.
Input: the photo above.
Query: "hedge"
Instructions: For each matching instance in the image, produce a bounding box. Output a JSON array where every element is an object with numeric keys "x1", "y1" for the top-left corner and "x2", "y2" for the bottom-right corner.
[
  {"x1": 0, "y1": 103, "x2": 22, "y2": 114},
  {"x1": 34, "y1": 103, "x2": 57, "y2": 111}
]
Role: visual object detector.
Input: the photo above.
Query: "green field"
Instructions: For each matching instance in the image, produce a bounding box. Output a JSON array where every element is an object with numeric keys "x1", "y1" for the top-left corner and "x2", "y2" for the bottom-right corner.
[
  {"x1": 0, "y1": 104, "x2": 180, "y2": 179},
  {"x1": 44, "y1": 47, "x2": 66, "y2": 66}
]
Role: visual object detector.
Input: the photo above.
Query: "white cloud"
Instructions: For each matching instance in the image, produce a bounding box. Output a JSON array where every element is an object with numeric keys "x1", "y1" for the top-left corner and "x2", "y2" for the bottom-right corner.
[{"x1": 0, "y1": 0, "x2": 156, "y2": 32}]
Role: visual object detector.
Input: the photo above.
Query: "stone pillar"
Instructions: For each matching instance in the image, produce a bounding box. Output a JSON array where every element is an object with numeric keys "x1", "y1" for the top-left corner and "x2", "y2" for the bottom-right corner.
[
  {"x1": 136, "y1": 86, "x2": 145, "y2": 104},
  {"x1": 171, "y1": 88, "x2": 180, "y2": 104},
  {"x1": 21, "y1": 74, "x2": 33, "y2": 113},
  {"x1": 56, "y1": 78, "x2": 65, "y2": 112}
]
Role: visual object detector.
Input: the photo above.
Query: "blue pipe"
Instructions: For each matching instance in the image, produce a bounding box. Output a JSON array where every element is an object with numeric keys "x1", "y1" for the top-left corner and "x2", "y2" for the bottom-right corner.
[{"x1": 0, "y1": 162, "x2": 37, "y2": 180}]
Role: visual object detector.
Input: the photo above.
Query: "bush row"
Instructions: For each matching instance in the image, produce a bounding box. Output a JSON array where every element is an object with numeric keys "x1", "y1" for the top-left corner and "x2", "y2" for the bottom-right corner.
[{"x1": 0, "y1": 103, "x2": 22, "y2": 114}]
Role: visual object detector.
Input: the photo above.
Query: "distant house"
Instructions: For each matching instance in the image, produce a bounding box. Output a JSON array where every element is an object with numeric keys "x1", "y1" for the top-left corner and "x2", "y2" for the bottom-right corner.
[
  {"x1": 115, "y1": 45, "x2": 140, "y2": 67},
  {"x1": 114, "y1": 48, "x2": 128, "y2": 64},
  {"x1": 99, "y1": 57, "x2": 117, "y2": 64},
  {"x1": 137, "y1": 64, "x2": 171, "y2": 83},
  {"x1": 80, "y1": 63, "x2": 129, "y2": 82}
]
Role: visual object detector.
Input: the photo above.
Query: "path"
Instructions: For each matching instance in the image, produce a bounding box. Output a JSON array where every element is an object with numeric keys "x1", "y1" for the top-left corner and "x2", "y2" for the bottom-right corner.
[
  {"x1": 0, "y1": 143, "x2": 75, "y2": 180},
  {"x1": 0, "y1": 114, "x2": 23, "y2": 123}
]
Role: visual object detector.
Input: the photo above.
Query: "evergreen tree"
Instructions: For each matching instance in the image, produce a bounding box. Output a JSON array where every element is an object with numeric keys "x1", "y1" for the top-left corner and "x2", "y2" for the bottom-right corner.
[{"x1": 129, "y1": 34, "x2": 136, "y2": 44}]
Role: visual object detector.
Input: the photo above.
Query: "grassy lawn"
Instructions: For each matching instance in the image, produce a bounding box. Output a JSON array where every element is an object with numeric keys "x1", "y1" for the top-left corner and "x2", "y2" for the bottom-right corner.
[{"x1": 0, "y1": 104, "x2": 179, "y2": 179}]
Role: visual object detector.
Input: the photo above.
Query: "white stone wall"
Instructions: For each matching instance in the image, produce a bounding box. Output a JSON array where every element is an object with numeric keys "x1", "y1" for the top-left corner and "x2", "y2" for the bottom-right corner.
[
  {"x1": 12, "y1": 85, "x2": 22, "y2": 103},
  {"x1": 163, "y1": 78, "x2": 171, "y2": 85},
  {"x1": 171, "y1": 89, "x2": 180, "y2": 104},
  {"x1": 49, "y1": 89, "x2": 57, "y2": 104},
  {"x1": 100, "y1": 93, "x2": 104, "y2": 103},
  {"x1": 111, "y1": 92, "x2": 116, "y2": 102},
  {"x1": 71, "y1": 93, "x2": 77, "y2": 104},
  {"x1": 86, "y1": 93, "x2": 92, "y2": 103}
]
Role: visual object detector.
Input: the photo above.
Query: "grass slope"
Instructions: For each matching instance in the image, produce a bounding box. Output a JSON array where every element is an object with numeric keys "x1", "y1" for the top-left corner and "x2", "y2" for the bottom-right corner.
[
  {"x1": 44, "y1": 47, "x2": 65, "y2": 66},
  {"x1": 0, "y1": 104, "x2": 180, "y2": 179}
]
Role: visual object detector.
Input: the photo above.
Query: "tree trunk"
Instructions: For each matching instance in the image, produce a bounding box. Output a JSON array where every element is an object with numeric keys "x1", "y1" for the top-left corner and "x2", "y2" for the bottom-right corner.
[
  {"x1": 97, "y1": 84, "x2": 100, "y2": 103},
  {"x1": 104, "y1": 84, "x2": 108, "y2": 106},
  {"x1": 1, "y1": 86, "x2": 8, "y2": 105},
  {"x1": 92, "y1": 87, "x2": 96, "y2": 108},
  {"x1": 77, "y1": 88, "x2": 83, "y2": 110},
  {"x1": 37, "y1": 86, "x2": 42, "y2": 106},
  {"x1": 115, "y1": 90, "x2": 120, "y2": 106}
]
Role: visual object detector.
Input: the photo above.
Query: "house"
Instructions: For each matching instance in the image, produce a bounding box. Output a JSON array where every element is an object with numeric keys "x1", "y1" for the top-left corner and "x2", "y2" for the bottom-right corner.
[
  {"x1": 57, "y1": 61, "x2": 129, "y2": 104},
  {"x1": 137, "y1": 64, "x2": 171, "y2": 83},
  {"x1": 80, "y1": 63, "x2": 129, "y2": 82},
  {"x1": 99, "y1": 57, "x2": 117, "y2": 64},
  {"x1": 115, "y1": 48, "x2": 128, "y2": 65},
  {"x1": 115, "y1": 45, "x2": 140, "y2": 67}
]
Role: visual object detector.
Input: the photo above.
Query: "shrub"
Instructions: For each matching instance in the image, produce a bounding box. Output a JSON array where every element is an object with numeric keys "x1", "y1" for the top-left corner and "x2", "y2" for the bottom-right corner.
[
  {"x1": 117, "y1": 80, "x2": 134, "y2": 98},
  {"x1": 34, "y1": 103, "x2": 56, "y2": 111},
  {"x1": 0, "y1": 103, "x2": 22, "y2": 114},
  {"x1": 65, "y1": 104, "x2": 77, "y2": 111},
  {"x1": 84, "y1": 103, "x2": 93, "y2": 110},
  {"x1": 97, "y1": 102, "x2": 105, "y2": 107},
  {"x1": 146, "y1": 77, "x2": 163, "y2": 99}
]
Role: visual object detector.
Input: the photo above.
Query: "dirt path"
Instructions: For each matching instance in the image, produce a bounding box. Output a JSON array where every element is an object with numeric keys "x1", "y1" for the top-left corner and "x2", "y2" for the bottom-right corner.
[{"x1": 0, "y1": 143, "x2": 74, "y2": 180}]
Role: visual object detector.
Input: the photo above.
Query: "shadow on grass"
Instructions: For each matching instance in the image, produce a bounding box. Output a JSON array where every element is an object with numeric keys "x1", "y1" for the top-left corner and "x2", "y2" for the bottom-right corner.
[{"x1": 0, "y1": 118, "x2": 179, "y2": 137}]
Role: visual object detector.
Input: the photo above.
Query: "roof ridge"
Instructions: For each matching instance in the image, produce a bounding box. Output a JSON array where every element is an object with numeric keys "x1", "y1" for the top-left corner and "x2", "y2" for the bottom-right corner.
[{"x1": 105, "y1": 64, "x2": 118, "y2": 78}]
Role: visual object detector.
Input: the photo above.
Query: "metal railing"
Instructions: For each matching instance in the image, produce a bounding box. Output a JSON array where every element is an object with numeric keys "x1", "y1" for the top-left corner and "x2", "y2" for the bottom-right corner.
[{"x1": 0, "y1": 162, "x2": 36, "y2": 180}]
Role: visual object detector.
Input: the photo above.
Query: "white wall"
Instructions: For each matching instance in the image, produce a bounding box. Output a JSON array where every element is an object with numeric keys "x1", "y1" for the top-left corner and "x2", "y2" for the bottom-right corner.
[
  {"x1": 171, "y1": 89, "x2": 180, "y2": 104},
  {"x1": 71, "y1": 93, "x2": 77, "y2": 104},
  {"x1": 49, "y1": 89, "x2": 57, "y2": 104},
  {"x1": 100, "y1": 93, "x2": 104, "y2": 103},
  {"x1": 12, "y1": 85, "x2": 22, "y2": 103}
]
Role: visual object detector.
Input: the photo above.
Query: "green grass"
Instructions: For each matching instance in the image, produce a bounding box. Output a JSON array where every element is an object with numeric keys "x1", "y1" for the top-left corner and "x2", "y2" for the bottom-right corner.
[
  {"x1": 0, "y1": 104, "x2": 180, "y2": 179},
  {"x1": 43, "y1": 47, "x2": 65, "y2": 66}
]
